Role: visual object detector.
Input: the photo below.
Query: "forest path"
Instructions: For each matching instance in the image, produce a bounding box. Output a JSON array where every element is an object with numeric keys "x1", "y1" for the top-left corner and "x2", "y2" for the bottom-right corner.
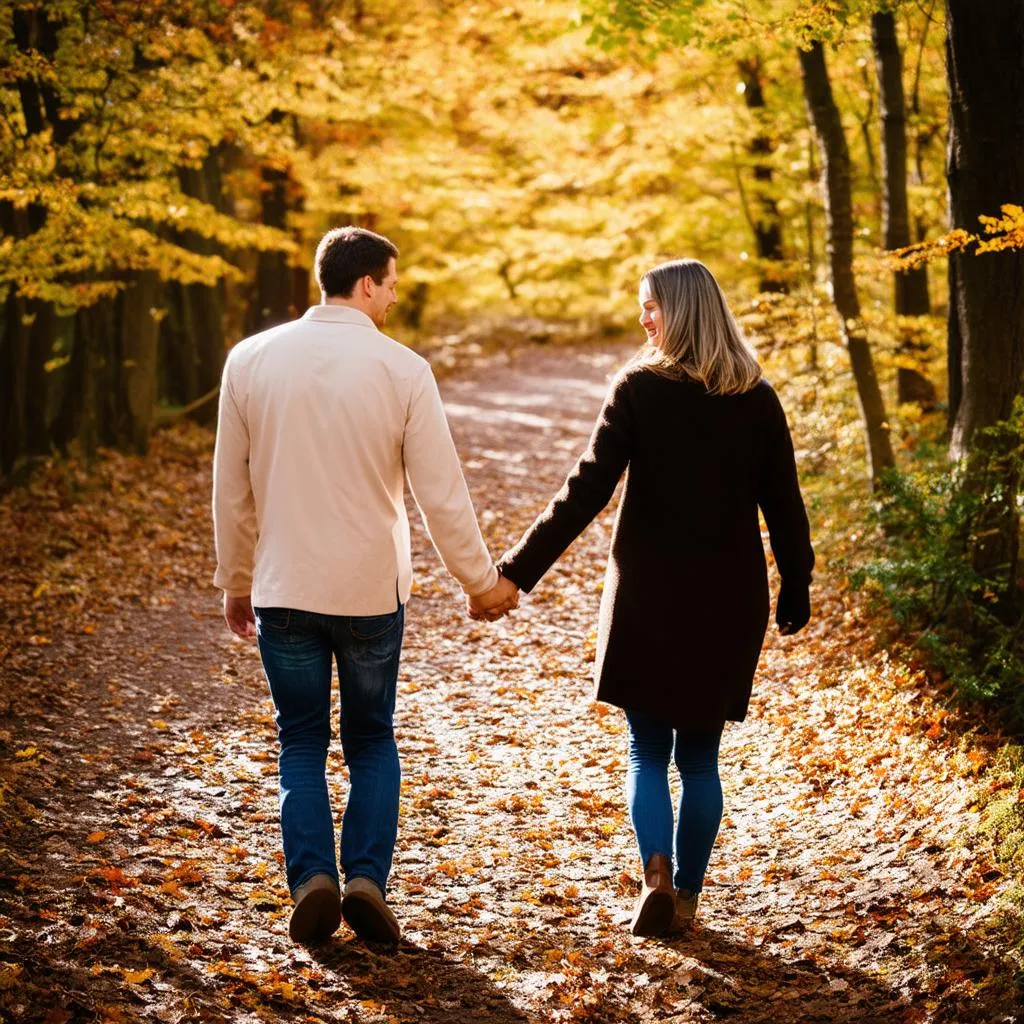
[{"x1": 0, "y1": 342, "x2": 1019, "y2": 1024}]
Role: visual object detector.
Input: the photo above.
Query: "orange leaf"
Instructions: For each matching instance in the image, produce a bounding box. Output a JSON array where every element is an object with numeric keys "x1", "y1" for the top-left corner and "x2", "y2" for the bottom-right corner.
[{"x1": 97, "y1": 866, "x2": 135, "y2": 887}]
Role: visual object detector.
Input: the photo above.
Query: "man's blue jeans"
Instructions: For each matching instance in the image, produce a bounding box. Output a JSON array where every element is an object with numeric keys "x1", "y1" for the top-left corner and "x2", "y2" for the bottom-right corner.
[
  {"x1": 624, "y1": 708, "x2": 723, "y2": 893},
  {"x1": 254, "y1": 604, "x2": 404, "y2": 896}
]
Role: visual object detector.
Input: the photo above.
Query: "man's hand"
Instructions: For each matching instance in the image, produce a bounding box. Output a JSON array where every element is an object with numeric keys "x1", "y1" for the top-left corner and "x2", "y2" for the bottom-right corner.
[
  {"x1": 468, "y1": 575, "x2": 519, "y2": 622},
  {"x1": 224, "y1": 592, "x2": 257, "y2": 640}
]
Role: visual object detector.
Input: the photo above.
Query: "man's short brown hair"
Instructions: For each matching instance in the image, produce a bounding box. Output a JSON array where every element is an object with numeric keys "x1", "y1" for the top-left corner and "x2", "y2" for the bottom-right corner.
[{"x1": 314, "y1": 227, "x2": 399, "y2": 298}]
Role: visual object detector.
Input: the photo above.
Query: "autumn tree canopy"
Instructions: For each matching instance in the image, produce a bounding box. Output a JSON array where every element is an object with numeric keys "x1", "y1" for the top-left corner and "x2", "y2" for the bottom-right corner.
[{"x1": 0, "y1": 0, "x2": 1020, "y2": 492}]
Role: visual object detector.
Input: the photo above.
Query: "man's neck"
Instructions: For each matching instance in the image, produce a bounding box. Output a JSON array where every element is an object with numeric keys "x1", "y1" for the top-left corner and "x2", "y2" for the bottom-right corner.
[{"x1": 322, "y1": 295, "x2": 372, "y2": 316}]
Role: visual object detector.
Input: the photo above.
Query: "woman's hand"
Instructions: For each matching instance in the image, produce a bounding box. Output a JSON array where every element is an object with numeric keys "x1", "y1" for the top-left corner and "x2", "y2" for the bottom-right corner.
[{"x1": 775, "y1": 583, "x2": 810, "y2": 635}]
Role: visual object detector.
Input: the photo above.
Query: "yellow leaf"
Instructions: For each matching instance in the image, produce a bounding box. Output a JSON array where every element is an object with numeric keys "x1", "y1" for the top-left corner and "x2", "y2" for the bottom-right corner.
[
  {"x1": 148, "y1": 933, "x2": 183, "y2": 960},
  {"x1": 15, "y1": 747, "x2": 37, "y2": 759},
  {"x1": 122, "y1": 968, "x2": 154, "y2": 984},
  {"x1": 0, "y1": 963, "x2": 23, "y2": 990}
]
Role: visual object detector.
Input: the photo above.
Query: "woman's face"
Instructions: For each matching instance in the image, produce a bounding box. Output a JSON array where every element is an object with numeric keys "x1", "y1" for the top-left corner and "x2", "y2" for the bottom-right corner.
[{"x1": 638, "y1": 278, "x2": 663, "y2": 348}]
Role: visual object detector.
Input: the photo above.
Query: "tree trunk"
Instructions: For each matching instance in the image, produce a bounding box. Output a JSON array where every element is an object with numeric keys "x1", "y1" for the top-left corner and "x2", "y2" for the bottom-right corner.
[
  {"x1": 0, "y1": 221, "x2": 56, "y2": 479},
  {"x1": 805, "y1": 136, "x2": 819, "y2": 369},
  {"x1": 162, "y1": 149, "x2": 228, "y2": 423},
  {"x1": 293, "y1": 264, "x2": 311, "y2": 316},
  {"x1": 799, "y1": 40, "x2": 896, "y2": 485},
  {"x1": 946, "y1": 0, "x2": 1024, "y2": 596},
  {"x1": 117, "y1": 271, "x2": 162, "y2": 453},
  {"x1": 246, "y1": 166, "x2": 295, "y2": 334},
  {"x1": 0, "y1": 283, "x2": 28, "y2": 482},
  {"x1": 2, "y1": 6, "x2": 69, "y2": 478},
  {"x1": 855, "y1": 64, "x2": 881, "y2": 212},
  {"x1": 60, "y1": 298, "x2": 117, "y2": 462},
  {"x1": 400, "y1": 282, "x2": 430, "y2": 331},
  {"x1": 872, "y1": 10, "x2": 936, "y2": 408},
  {"x1": 946, "y1": 0, "x2": 1024, "y2": 455},
  {"x1": 947, "y1": 254, "x2": 962, "y2": 428},
  {"x1": 737, "y1": 56, "x2": 786, "y2": 293}
]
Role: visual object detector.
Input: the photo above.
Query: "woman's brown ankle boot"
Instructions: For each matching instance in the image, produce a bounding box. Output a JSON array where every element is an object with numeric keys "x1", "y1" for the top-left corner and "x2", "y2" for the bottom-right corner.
[
  {"x1": 629, "y1": 853, "x2": 675, "y2": 937},
  {"x1": 671, "y1": 887, "x2": 699, "y2": 932}
]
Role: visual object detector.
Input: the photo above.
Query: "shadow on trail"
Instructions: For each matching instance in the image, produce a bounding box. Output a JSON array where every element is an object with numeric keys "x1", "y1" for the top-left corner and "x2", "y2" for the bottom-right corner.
[
  {"x1": 492, "y1": 918, "x2": 1020, "y2": 1024},
  {"x1": 4, "y1": 904, "x2": 1017, "y2": 1024},
  {"x1": 664, "y1": 926, "x2": 904, "y2": 1023},
  {"x1": 1, "y1": 916, "x2": 530, "y2": 1024},
  {"x1": 312, "y1": 939, "x2": 530, "y2": 1024}
]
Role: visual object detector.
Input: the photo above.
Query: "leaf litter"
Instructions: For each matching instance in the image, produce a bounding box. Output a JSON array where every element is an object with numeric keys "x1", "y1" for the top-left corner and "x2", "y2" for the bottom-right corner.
[{"x1": 0, "y1": 342, "x2": 1021, "y2": 1023}]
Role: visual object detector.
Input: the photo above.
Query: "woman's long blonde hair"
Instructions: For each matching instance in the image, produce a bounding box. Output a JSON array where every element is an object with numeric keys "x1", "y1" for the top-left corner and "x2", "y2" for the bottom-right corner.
[{"x1": 636, "y1": 259, "x2": 762, "y2": 396}]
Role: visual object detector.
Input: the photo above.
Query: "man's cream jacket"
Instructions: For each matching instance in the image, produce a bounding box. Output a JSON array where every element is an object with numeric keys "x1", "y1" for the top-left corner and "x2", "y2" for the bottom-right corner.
[{"x1": 212, "y1": 305, "x2": 499, "y2": 615}]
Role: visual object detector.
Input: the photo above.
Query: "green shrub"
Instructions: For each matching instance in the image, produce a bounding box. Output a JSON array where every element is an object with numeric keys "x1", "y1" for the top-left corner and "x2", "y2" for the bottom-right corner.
[{"x1": 849, "y1": 400, "x2": 1024, "y2": 728}]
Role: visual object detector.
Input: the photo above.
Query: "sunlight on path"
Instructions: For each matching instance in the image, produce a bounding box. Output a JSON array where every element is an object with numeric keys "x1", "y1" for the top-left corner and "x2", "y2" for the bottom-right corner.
[
  {"x1": 1, "y1": 344, "x2": 1018, "y2": 1024},
  {"x1": 394, "y1": 344, "x2": 1019, "y2": 1022}
]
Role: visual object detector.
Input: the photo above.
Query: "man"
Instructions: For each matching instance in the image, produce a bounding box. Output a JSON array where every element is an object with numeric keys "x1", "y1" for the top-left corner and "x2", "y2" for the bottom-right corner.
[{"x1": 212, "y1": 226, "x2": 517, "y2": 945}]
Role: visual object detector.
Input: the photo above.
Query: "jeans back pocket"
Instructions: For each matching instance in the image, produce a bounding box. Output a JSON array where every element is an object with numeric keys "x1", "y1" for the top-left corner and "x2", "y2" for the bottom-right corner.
[
  {"x1": 350, "y1": 607, "x2": 402, "y2": 641},
  {"x1": 255, "y1": 607, "x2": 292, "y2": 633}
]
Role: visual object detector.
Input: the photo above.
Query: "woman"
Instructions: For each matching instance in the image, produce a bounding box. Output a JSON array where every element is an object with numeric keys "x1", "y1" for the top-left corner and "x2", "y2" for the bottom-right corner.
[{"x1": 497, "y1": 259, "x2": 814, "y2": 937}]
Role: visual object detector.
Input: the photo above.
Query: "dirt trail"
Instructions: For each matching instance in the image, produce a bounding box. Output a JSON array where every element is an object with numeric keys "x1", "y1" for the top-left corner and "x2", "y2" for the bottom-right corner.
[{"x1": 0, "y1": 343, "x2": 1019, "y2": 1023}]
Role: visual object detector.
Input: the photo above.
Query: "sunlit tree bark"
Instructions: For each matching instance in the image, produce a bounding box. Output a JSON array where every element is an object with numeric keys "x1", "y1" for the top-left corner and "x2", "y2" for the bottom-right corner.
[
  {"x1": 872, "y1": 9, "x2": 935, "y2": 408},
  {"x1": 737, "y1": 55, "x2": 786, "y2": 293},
  {"x1": 799, "y1": 39, "x2": 895, "y2": 486}
]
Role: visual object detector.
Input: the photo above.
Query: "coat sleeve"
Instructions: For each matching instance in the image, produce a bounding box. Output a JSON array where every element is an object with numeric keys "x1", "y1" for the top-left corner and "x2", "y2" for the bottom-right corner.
[
  {"x1": 498, "y1": 372, "x2": 633, "y2": 593},
  {"x1": 756, "y1": 386, "x2": 814, "y2": 586},
  {"x1": 212, "y1": 352, "x2": 258, "y2": 597}
]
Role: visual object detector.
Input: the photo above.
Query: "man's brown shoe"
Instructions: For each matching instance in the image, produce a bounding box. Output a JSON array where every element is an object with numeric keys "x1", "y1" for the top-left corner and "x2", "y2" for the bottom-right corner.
[
  {"x1": 341, "y1": 877, "x2": 401, "y2": 944},
  {"x1": 629, "y1": 853, "x2": 675, "y2": 937},
  {"x1": 289, "y1": 873, "x2": 341, "y2": 944},
  {"x1": 671, "y1": 888, "x2": 699, "y2": 932}
]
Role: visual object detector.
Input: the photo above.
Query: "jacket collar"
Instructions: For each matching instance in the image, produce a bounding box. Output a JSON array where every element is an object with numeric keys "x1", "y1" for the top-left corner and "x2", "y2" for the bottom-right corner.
[{"x1": 302, "y1": 305, "x2": 377, "y2": 330}]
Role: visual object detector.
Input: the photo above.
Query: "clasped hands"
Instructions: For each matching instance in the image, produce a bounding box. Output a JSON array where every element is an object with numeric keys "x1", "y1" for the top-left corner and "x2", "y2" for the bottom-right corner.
[{"x1": 467, "y1": 570, "x2": 519, "y2": 623}]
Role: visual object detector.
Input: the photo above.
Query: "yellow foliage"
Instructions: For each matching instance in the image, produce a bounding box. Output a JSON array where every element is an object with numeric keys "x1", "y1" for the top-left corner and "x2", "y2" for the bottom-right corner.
[
  {"x1": 0, "y1": 0, "x2": 954, "y2": 325},
  {"x1": 887, "y1": 206, "x2": 1024, "y2": 272},
  {"x1": 977, "y1": 204, "x2": 1024, "y2": 254}
]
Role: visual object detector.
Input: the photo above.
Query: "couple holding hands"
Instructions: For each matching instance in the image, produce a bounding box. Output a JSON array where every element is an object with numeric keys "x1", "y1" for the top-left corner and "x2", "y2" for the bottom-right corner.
[{"x1": 212, "y1": 226, "x2": 813, "y2": 946}]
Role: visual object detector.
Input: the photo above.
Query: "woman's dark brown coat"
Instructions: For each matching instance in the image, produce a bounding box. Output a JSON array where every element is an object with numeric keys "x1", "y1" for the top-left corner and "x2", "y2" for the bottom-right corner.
[{"x1": 498, "y1": 365, "x2": 814, "y2": 731}]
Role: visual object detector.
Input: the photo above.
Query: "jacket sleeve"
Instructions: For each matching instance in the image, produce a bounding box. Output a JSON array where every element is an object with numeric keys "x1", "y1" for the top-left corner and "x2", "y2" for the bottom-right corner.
[
  {"x1": 212, "y1": 353, "x2": 258, "y2": 597},
  {"x1": 403, "y1": 362, "x2": 499, "y2": 597},
  {"x1": 498, "y1": 372, "x2": 633, "y2": 593},
  {"x1": 756, "y1": 386, "x2": 814, "y2": 586}
]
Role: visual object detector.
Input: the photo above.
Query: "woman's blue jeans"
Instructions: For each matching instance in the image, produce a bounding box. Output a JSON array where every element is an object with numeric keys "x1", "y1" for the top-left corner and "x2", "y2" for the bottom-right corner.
[
  {"x1": 624, "y1": 708, "x2": 723, "y2": 893},
  {"x1": 254, "y1": 604, "x2": 404, "y2": 897}
]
